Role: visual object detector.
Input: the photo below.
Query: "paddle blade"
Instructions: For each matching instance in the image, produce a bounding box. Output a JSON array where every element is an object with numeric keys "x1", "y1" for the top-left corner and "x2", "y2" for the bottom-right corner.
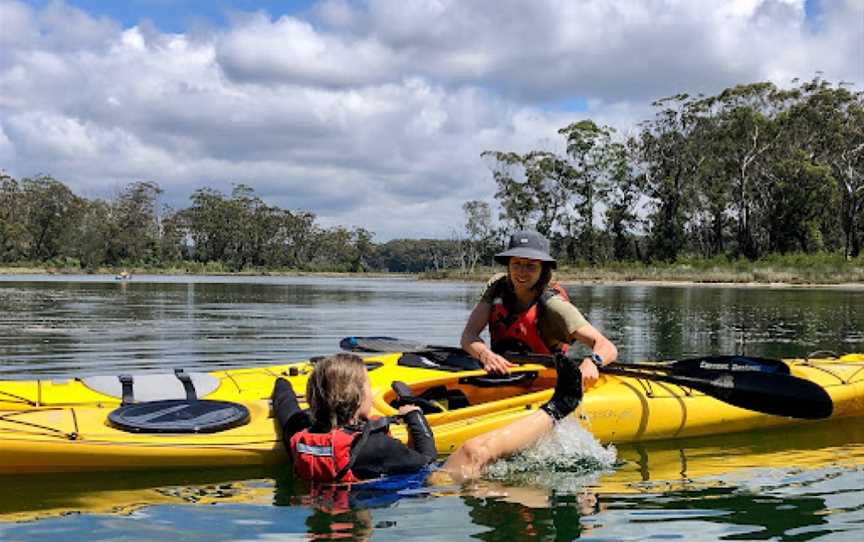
[
  {"x1": 609, "y1": 367, "x2": 833, "y2": 420},
  {"x1": 339, "y1": 336, "x2": 464, "y2": 355},
  {"x1": 339, "y1": 336, "x2": 424, "y2": 352},
  {"x1": 671, "y1": 355, "x2": 790, "y2": 375}
]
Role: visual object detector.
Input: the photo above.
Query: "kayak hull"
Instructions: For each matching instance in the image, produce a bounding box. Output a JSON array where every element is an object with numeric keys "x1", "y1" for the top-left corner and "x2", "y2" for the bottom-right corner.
[{"x1": 1, "y1": 353, "x2": 862, "y2": 474}]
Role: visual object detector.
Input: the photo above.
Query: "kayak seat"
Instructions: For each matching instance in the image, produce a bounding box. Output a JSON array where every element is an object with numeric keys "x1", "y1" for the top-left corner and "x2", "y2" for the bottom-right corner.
[
  {"x1": 418, "y1": 385, "x2": 470, "y2": 410},
  {"x1": 81, "y1": 370, "x2": 220, "y2": 402},
  {"x1": 107, "y1": 399, "x2": 251, "y2": 434},
  {"x1": 388, "y1": 382, "x2": 471, "y2": 414}
]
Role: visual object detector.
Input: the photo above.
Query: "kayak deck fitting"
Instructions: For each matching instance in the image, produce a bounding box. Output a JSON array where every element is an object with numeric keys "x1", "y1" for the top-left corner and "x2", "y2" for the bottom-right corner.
[{"x1": 1, "y1": 352, "x2": 863, "y2": 474}]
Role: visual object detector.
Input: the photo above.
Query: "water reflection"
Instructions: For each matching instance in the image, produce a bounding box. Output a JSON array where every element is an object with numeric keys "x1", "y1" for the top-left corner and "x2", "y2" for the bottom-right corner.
[
  {"x1": 0, "y1": 277, "x2": 479, "y2": 377},
  {"x1": 1, "y1": 277, "x2": 862, "y2": 379},
  {"x1": 564, "y1": 284, "x2": 864, "y2": 361},
  {"x1": 462, "y1": 494, "x2": 588, "y2": 541},
  {"x1": 605, "y1": 488, "x2": 834, "y2": 541}
]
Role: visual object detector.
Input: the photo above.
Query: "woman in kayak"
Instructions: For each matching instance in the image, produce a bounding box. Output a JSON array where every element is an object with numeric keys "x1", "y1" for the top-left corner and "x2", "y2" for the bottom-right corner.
[
  {"x1": 272, "y1": 349, "x2": 584, "y2": 483},
  {"x1": 461, "y1": 229, "x2": 618, "y2": 389}
]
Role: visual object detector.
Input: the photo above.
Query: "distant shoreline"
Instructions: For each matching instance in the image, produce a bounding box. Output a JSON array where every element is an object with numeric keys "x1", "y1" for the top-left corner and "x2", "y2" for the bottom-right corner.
[{"x1": 1, "y1": 265, "x2": 862, "y2": 289}]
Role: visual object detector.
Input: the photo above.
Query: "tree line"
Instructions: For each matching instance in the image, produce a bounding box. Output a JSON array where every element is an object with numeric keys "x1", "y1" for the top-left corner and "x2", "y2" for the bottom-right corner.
[
  {"x1": 481, "y1": 77, "x2": 863, "y2": 263},
  {"x1": 0, "y1": 174, "x2": 483, "y2": 272},
  {"x1": 0, "y1": 177, "x2": 374, "y2": 271},
  {"x1": 1, "y1": 77, "x2": 860, "y2": 274}
]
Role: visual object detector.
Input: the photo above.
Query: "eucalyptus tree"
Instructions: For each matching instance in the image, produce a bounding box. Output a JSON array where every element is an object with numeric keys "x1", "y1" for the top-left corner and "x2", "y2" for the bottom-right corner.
[
  {"x1": 74, "y1": 199, "x2": 113, "y2": 268},
  {"x1": 20, "y1": 175, "x2": 83, "y2": 261},
  {"x1": 481, "y1": 150, "x2": 574, "y2": 239},
  {"x1": 224, "y1": 184, "x2": 269, "y2": 270},
  {"x1": 602, "y1": 137, "x2": 644, "y2": 261},
  {"x1": 787, "y1": 78, "x2": 864, "y2": 258},
  {"x1": 110, "y1": 181, "x2": 163, "y2": 264},
  {"x1": 674, "y1": 100, "x2": 734, "y2": 258},
  {"x1": 705, "y1": 83, "x2": 793, "y2": 259},
  {"x1": 462, "y1": 200, "x2": 495, "y2": 271},
  {"x1": 481, "y1": 151, "x2": 530, "y2": 232},
  {"x1": 184, "y1": 187, "x2": 233, "y2": 263},
  {"x1": 279, "y1": 210, "x2": 318, "y2": 268},
  {"x1": 637, "y1": 94, "x2": 704, "y2": 262},
  {"x1": 159, "y1": 206, "x2": 190, "y2": 264},
  {"x1": 558, "y1": 120, "x2": 617, "y2": 262},
  {"x1": 0, "y1": 173, "x2": 26, "y2": 262},
  {"x1": 762, "y1": 152, "x2": 835, "y2": 253}
]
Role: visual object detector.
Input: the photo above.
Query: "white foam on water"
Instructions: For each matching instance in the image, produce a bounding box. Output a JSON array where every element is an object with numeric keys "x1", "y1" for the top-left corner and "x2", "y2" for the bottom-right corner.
[{"x1": 483, "y1": 418, "x2": 617, "y2": 490}]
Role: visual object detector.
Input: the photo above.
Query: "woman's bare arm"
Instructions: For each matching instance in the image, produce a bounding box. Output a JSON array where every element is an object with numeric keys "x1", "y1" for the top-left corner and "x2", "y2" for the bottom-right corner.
[
  {"x1": 569, "y1": 323, "x2": 618, "y2": 390},
  {"x1": 461, "y1": 302, "x2": 516, "y2": 374}
]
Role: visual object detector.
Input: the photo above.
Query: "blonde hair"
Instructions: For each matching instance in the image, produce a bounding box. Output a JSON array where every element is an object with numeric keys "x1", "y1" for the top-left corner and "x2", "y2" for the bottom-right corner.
[{"x1": 306, "y1": 353, "x2": 368, "y2": 429}]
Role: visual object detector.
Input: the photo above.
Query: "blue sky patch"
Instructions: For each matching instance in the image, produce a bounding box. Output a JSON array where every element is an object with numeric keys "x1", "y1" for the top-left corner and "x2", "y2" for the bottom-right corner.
[{"x1": 22, "y1": 0, "x2": 318, "y2": 32}]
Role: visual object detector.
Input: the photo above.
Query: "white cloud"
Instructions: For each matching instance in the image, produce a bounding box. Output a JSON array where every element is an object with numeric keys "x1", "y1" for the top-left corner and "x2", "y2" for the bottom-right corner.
[
  {"x1": 0, "y1": 0, "x2": 861, "y2": 239},
  {"x1": 216, "y1": 12, "x2": 399, "y2": 87}
]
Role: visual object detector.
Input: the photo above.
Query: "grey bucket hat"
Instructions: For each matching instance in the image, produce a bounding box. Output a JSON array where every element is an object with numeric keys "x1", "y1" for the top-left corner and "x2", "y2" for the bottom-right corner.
[{"x1": 494, "y1": 230, "x2": 556, "y2": 269}]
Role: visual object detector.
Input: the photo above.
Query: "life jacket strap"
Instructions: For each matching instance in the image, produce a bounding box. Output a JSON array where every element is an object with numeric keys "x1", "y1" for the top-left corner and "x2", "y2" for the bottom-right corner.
[{"x1": 334, "y1": 417, "x2": 393, "y2": 481}]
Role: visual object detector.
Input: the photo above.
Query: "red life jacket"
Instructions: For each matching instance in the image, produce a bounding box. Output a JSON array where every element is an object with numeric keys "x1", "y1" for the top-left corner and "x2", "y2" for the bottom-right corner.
[
  {"x1": 290, "y1": 427, "x2": 360, "y2": 483},
  {"x1": 289, "y1": 417, "x2": 392, "y2": 483},
  {"x1": 489, "y1": 280, "x2": 570, "y2": 355}
]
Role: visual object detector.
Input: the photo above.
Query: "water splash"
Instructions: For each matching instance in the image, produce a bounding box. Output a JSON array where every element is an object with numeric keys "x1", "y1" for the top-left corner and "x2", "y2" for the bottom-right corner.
[{"x1": 484, "y1": 418, "x2": 617, "y2": 491}]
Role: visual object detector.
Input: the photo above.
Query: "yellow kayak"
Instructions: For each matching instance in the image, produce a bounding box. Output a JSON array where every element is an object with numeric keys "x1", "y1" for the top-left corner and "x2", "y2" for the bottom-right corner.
[{"x1": 0, "y1": 353, "x2": 862, "y2": 474}]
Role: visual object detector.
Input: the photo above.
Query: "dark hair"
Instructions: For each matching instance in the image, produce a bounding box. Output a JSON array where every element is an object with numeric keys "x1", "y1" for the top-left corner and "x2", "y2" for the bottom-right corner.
[{"x1": 535, "y1": 262, "x2": 554, "y2": 294}]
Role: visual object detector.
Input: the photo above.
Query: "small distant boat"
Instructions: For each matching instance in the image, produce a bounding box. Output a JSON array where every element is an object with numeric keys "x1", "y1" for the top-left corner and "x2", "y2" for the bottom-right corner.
[{"x1": 115, "y1": 271, "x2": 132, "y2": 280}]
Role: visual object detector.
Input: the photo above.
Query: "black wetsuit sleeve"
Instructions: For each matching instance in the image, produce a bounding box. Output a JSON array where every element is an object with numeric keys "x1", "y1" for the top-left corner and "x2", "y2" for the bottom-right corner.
[
  {"x1": 401, "y1": 409, "x2": 437, "y2": 460},
  {"x1": 350, "y1": 430, "x2": 437, "y2": 479},
  {"x1": 271, "y1": 379, "x2": 311, "y2": 449}
]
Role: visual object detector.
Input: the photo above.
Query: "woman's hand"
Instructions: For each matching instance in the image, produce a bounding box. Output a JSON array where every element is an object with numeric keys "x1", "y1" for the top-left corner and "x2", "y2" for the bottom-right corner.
[
  {"x1": 397, "y1": 404, "x2": 422, "y2": 416},
  {"x1": 578, "y1": 357, "x2": 600, "y2": 390},
  {"x1": 479, "y1": 350, "x2": 517, "y2": 374}
]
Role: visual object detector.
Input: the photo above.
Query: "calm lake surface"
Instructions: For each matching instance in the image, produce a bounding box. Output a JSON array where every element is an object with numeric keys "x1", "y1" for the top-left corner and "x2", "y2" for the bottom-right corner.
[{"x1": 1, "y1": 275, "x2": 863, "y2": 541}]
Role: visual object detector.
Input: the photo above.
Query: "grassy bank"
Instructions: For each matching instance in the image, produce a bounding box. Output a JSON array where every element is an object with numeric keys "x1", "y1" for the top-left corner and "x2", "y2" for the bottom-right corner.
[
  {"x1": 0, "y1": 261, "x2": 402, "y2": 278},
  {"x1": 422, "y1": 253, "x2": 864, "y2": 285},
  {"x1": 2, "y1": 253, "x2": 863, "y2": 285}
]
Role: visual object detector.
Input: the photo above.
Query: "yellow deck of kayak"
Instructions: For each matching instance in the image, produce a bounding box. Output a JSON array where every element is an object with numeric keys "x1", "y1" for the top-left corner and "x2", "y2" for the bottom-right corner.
[{"x1": 0, "y1": 353, "x2": 862, "y2": 474}]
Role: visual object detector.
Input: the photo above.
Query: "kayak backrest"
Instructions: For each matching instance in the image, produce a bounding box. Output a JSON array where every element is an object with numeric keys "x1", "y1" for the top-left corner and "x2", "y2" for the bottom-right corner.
[{"x1": 81, "y1": 371, "x2": 221, "y2": 402}]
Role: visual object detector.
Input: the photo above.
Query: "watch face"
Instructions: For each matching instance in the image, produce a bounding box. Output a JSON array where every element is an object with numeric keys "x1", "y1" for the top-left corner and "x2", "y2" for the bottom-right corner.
[{"x1": 591, "y1": 353, "x2": 603, "y2": 366}]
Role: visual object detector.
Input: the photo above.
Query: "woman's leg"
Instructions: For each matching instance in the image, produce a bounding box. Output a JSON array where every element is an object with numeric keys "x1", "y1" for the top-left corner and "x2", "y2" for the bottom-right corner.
[
  {"x1": 440, "y1": 410, "x2": 554, "y2": 481},
  {"x1": 439, "y1": 355, "x2": 583, "y2": 482}
]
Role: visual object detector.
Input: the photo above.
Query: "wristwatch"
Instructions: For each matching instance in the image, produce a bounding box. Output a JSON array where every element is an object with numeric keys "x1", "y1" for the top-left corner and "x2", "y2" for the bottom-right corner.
[{"x1": 589, "y1": 352, "x2": 604, "y2": 369}]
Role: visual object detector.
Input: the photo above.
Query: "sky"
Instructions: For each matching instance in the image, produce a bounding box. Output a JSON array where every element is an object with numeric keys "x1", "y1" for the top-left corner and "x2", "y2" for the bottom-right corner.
[{"x1": 1, "y1": 0, "x2": 862, "y2": 240}]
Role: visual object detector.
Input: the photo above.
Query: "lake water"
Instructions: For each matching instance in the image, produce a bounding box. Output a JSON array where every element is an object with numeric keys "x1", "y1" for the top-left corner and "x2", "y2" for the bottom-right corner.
[{"x1": 1, "y1": 275, "x2": 862, "y2": 540}]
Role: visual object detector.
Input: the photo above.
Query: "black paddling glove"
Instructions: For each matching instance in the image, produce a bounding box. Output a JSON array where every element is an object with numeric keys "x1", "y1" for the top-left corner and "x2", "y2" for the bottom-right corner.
[{"x1": 540, "y1": 353, "x2": 583, "y2": 422}]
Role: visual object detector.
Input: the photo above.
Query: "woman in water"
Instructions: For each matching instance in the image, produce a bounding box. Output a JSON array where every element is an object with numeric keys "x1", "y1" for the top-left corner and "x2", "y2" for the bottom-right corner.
[
  {"x1": 461, "y1": 229, "x2": 617, "y2": 390},
  {"x1": 272, "y1": 350, "x2": 584, "y2": 484}
]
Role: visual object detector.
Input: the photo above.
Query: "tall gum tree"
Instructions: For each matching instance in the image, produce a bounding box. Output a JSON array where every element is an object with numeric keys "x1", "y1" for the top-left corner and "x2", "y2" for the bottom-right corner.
[{"x1": 637, "y1": 94, "x2": 703, "y2": 262}]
